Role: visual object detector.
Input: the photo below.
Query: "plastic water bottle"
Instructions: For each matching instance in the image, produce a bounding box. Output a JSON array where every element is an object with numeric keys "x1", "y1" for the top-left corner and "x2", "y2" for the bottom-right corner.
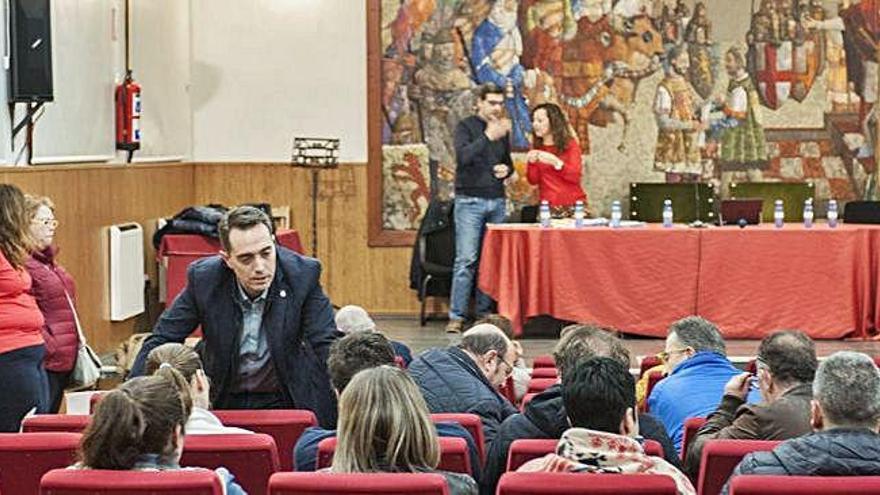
[
  {"x1": 662, "y1": 199, "x2": 673, "y2": 228},
  {"x1": 539, "y1": 200, "x2": 551, "y2": 228},
  {"x1": 610, "y1": 200, "x2": 622, "y2": 228},
  {"x1": 773, "y1": 199, "x2": 785, "y2": 229},
  {"x1": 574, "y1": 200, "x2": 585, "y2": 228},
  {"x1": 803, "y1": 199, "x2": 814, "y2": 229},
  {"x1": 827, "y1": 199, "x2": 839, "y2": 228}
]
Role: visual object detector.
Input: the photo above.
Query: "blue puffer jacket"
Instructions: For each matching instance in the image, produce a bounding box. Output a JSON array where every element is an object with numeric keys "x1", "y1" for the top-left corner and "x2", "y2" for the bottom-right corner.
[
  {"x1": 647, "y1": 351, "x2": 760, "y2": 452},
  {"x1": 408, "y1": 346, "x2": 518, "y2": 446},
  {"x1": 721, "y1": 428, "x2": 880, "y2": 495}
]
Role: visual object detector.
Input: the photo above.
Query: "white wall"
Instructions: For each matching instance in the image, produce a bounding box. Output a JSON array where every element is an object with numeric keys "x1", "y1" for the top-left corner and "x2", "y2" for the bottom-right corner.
[{"x1": 189, "y1": 0, "x2": 367, "y2": 163}]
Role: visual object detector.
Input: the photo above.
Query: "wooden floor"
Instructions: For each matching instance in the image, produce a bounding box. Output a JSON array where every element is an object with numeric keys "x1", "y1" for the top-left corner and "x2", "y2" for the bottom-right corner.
[{"x1": 377, "y1": 316, "x2": 880, "y2": 366}]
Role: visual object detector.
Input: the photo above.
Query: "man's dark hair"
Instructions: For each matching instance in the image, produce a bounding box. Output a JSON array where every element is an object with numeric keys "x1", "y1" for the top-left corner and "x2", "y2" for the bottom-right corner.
[
  {"x1": 669, "y1": 316, "x2": 726, "y2": 355},
  {"x1": 553, "y1": 325, "x2": 631, "y2": 379},
  {"x1": 327, "y1": 332, "x2": 396, "y2": 392},
  {"x1": 459, "y1": 327, "x2": 508, "y2": 357},
  {"x1": 219, "y1": 205, "x2": 274, "y2": 252},
  {"x1": 757, "y1": 330, "x2": 817, "y2": 385},
  {"x1": 562, "y1": 357, "x2": 636, "y2": 433},
  {"x1": 477, "y1": 83, "x2": 504, "y2": 101}
]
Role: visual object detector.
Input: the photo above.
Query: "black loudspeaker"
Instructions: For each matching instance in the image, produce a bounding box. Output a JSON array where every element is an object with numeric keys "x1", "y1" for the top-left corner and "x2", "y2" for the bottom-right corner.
[
  {"x1": 8, "y1": 0, "x2": 53, "y2": 102},
  {"x1": 844, "y1": 201, "x2": 880, "y2": 224},
  {"x1": 729, "y1": 182, "x2": 815, "y2": 222},
  {"x1": 629, "y1": 183, "x2": 717, "y2": 223}
]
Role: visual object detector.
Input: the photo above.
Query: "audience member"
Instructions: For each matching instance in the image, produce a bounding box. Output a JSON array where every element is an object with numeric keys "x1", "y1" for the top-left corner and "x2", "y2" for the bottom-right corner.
[
  {"x1": 131, "y1": 206, "x2": 339, "y2": 427},
  {"x1": 331, "y1": 365, "x2": 477, "y2": 495},
  {"x1": 481, "y1": 325, "x2": 679, "y2": 495},
  {"x1": 293, "y1": 332, "x2": 479, "y2": 476},
  {"x1": 472, "y1": 315, "x2": 529, "y2": 402},
  {"x1": 648, "y1": 316, "x2": 760, "y2": 452},
  {"x1": 409, "y1": 324, "x2": 518, "y2": 445},
  {"x1": 24, "y1": 195, "x2": 78, "y2": 413},
  {"x1": 334, "y1": 304, "x2": 413, "y2": 366},
  {"x1": 0, "y1": 184, "x2": 48, "y2": 431},
  {"x1": 517, "y1": 358, "x2": 695, "y2": 495},
  {"x1": 145, "y1": 343, "x2": 252, "y2": 435},
  {"x1": 76, "y1": 374, "x2": 245, "y2": 494},
  {"x1": 721, "y1": 351, "x2": 880, "y2": 494},
  {"x1": 686, "y1": 331, "x2": 816, "y2": 477}
]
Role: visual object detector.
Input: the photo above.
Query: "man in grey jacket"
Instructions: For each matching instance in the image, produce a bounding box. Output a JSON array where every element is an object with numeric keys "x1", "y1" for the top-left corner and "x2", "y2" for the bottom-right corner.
[{"x1": 721, "y1": 351, "x2": 880, "y2": 494}]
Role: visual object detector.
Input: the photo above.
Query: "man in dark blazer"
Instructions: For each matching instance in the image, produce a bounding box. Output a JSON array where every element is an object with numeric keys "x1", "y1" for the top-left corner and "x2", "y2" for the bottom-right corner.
[{"x1": 131, "y1": 206, "x2": 339, "y2": 427}]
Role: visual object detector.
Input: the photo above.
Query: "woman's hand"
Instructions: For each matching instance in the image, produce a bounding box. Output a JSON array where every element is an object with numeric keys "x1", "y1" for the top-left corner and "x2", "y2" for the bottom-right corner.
[{"x1": 191, "y1": 369, "x2": 211, "y2": 410}]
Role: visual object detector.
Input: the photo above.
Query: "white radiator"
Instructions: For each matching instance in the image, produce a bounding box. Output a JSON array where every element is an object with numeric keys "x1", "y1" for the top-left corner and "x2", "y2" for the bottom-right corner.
[{"x1": 108, "y1": 222, "x2": 145, "y2": 321}]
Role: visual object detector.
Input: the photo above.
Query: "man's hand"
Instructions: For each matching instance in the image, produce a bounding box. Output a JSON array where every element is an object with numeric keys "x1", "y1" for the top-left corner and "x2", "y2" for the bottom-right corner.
[
  {"x1": 493, "y1": 164, "x2": 510, "y2": 179},
  {"x1": 724, "y1": 372, "x2": 753, "y2": 400},
  {"x1": 485, "y1": 118, "x2": 511, "y2": 141}
]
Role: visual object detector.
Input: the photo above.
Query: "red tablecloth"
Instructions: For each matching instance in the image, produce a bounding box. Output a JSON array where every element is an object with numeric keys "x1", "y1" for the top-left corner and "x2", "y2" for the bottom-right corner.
[
  {"x1": 478, "y1": 223, "x2": 880, "y2": 339},
  {"x1": 159, "y1": 229, "x2": 303, "y2": 305}
]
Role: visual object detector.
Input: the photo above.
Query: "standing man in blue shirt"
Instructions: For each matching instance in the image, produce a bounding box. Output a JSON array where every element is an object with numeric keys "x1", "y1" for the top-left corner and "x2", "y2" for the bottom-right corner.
[{"x1": 447, "y1": 83, "x2": 513, "y2": 334}]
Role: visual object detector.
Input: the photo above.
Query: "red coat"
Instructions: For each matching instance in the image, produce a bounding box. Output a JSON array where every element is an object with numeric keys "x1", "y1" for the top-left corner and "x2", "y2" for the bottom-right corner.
[
  {"x1": 526, "y1": 139, "x2": 587, "y2": 207},
  {"x1": 25, "y1": 247, "x2": 78, "y2": 372},
  {"x1": 0, "y1": 250, "x2": 44, "y2": 355}
]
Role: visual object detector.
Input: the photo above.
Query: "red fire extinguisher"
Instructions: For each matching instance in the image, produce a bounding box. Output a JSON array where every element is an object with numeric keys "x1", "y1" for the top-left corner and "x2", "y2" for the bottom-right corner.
[{"x1": 115, "y1": 70, "x2": 141, "y2": 158}]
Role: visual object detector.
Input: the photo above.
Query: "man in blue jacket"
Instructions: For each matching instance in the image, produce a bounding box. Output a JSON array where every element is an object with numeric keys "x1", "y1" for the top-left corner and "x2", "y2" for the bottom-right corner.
[
  {"x1": 131, "y1": 206, "x2": 339, "y2": 427},
  {"x1": 647, "y1": 316, "x2": 760, "y2": 453}
]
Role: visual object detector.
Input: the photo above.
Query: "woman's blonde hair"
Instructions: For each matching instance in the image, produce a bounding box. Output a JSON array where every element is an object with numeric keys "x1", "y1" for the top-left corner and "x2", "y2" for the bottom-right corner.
[
  {"x1": 24, "y1": 194, "x2": 55, "y2": 219},
  {"x1": 145, "y1": 343, "x2": 203, "y2": 382},
  {"x1": 331, "y1": 365, "x2": 440, "y2": 473},
  {"x1": 0, "y1": 184, "x2": 36, "y2": 268}
]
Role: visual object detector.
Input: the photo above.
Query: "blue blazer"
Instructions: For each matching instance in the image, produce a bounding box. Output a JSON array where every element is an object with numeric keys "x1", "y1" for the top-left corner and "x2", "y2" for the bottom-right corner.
[{"x1": 131, "y1": 247, "x2": 339, "y2": 427}]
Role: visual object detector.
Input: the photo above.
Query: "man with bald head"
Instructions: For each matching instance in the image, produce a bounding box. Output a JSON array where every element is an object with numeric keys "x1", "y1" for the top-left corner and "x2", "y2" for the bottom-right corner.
[{"x1": 409, "y1": 324, "x2": 519, "y2": 444}]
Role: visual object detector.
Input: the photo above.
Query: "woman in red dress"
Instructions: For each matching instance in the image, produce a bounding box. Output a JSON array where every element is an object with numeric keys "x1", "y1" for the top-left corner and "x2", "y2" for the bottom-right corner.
[{"x1": 526, "y1": 103, "x2": 587, "y2": 215}]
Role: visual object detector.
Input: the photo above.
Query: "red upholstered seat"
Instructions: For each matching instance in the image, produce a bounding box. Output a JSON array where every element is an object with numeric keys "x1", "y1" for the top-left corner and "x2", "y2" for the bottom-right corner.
[
  {"x1": 520, "y1": 393, "x2": 538, "y2": 412},
  {"x1": 506, "y1": 439, "x2": 557, "y2": 472},
  {"x1": 698, "y1": 439, "x2": 780, "y2": 495},
  {"x1": 211, "y1": 409, "x2": 317, "y2": 471},
  {"x1": 680, "y1": 416, "x2": 707, "y2": 461},
  {"x1": 497, "y1": 472, "x2": 678, "y2": 494},
  {"x1": 316, "y1": 437, "x2": 472, "y2": 476},
  {"x1": 729, "y1": 475, "x2": 880, "y2": 494},
  {"x1": 0, "y1": 432, "x2": 80, "y2": 495},
  {"x1": 181, "y1": 433, "x2": 280, "y2": 495},
  {"x1": 532, "y1": 355, "x2": 555, "y2": 368},
  {"x1": 430, "y1": 413, "x2": 486, "y2": 464},
  {"x1": 643, "y1": 371, "x2": 665, "y2": 412},
  {"x1": 268, "y1": 472, "x2": 449, "y2": 495},
  {"x1": 640, "y1": 355, "x2": 662, "y2": 377},
  {"x1": 643, "y1": 439, "x2": 664, "y2": 459},
  {"x1": 88, "y1": 391, "x2": 110, "y2": 413},
  {"x1": 530, "y1": 367, "x2": 558, "y2": 379},
  {"x1": 526, "y1": 378, "x2": 557, "y2": 394},
  {"x1": 21, "y1": 415, "x2": 91, "y2": 434},
  {"x1": 40, "y1": 468, "x2": 223, "y2": 495}
]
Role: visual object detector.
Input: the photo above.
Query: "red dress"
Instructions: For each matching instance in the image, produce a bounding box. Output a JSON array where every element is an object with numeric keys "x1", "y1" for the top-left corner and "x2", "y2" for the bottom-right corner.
[{"x1": 526, "y1": 139, "x2": 587, "y2": 207}]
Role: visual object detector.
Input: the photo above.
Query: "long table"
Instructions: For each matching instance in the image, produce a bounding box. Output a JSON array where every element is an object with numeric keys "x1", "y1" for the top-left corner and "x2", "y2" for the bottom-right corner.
[{"x1": 478, "y1": 223, "x2": 880, "y2": 339}]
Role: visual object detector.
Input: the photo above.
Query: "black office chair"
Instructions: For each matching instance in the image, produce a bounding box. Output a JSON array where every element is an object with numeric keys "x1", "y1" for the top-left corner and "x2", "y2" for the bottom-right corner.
[
  {"x1": 412, "y1": 200, "x2": 455, "y2": 326},
  {"x1": 844, "y1": 201, "x2": 880, "y2": 224}
]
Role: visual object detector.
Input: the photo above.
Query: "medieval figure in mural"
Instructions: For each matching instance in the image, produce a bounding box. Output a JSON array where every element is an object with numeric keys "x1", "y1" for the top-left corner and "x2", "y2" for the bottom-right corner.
[
  {"x1": 684, "y1": 2, "x2": 715, "y2": 99},
  {"x1": 471, "y1": 0, "x2": 534, "y2": 149},
  {"x1": 842, "y1": 0, "x2": 879, "y2": 116},
  {"x1": 709, "y1": 47, "x2": 768, "y2": 168},
  {"x1": 452, "y1": 0, "x2": 493, "y2": 51},
  {"x1": 521, "y1": 0, "x2": 576, "y2": 77},
  {"x1": 803, "y1": 0, "x2": 860, "y2": 112},
  {"x1": 654, "y1": 44, "x2": 706, "y2": 183},
  {"x1": 413, "y1": 30, "x2": 476, "y2": 200},
  {"x1": 571, "y1": 0, "x2": 612, "y2": 22}
]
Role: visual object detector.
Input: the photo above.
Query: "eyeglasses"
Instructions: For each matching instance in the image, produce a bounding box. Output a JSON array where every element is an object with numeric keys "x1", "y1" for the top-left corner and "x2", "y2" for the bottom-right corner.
[
  {"x1": 496, "y1": 355, "x2": 515, "y2": 377},
  {"x1": 657, "y1": 347, "x2": 690, "y2": 363},
  {"x1": 485, "y1": 99, "x2": 505, "y2": 106},
  {"x1": 32, "y1": 218, "x2": 58, "y2": 228}
]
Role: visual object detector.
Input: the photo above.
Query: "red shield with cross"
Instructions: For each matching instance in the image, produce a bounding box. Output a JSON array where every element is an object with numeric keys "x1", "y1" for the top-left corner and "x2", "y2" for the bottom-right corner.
[{"x1": 748, "y1": 33, "x2": 823, "y2": 110}]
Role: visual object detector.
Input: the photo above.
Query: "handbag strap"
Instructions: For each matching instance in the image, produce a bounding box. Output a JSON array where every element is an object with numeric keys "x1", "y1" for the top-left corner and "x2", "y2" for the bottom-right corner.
[{"x1": 63, "y1": 290, "x2": 88, "y2": 347}]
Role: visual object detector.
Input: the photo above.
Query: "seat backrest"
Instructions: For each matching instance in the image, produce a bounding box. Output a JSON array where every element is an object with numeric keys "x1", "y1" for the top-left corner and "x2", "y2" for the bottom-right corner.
[
  {"x1": 430, "y1": 413, "x2": 486, "y2": 464},
  {"x1": 729, "y1": 475, "x2": 880, "y2": 494},
  {"x1": 680, "y1": 417, "x2": 707, "y2": 461},
  {"x1": 640, "y1": 356, "x2": 662, "y2": 377},
  {"x1": 211, "y1": 409, "x2": 317, "y2": 471},
  {"x1": 844, "y1": 200, "x2": 880, "y2": 224},
  {"x1": 520, "y1": 393, "x2": 538, "y2": 412},
  {"x1": 0, "y1": 432, "x2": 80, "y2": 495},
  {"x1": 532, "y1": 356, "x2": 555, "y2": 369},
  {"x1": 180, "y1": 433, "x2": 279, "y2": 495},
  {"x1": 40, "y1": 468, "x2": 223, "y2": 495},
  {"x1": 497, "y1": 472, "x2": 678, "y2": 494},
  {"x1": 526, "y1": 378, "x2": 557, "y2": 394},
  {"x1": 530, "y1": 368, "x2": 558, "y2": 379},
  {"x1": 643, "y1": 439, "x2": 663, "y2": 459},
  {"x1": 506, "y1": 439, "x2": 558, "y2": 472},
  {"x1": 21, "y1": 415, "x2": 91, "y2": 434},
  {"x1": 268, "y1": 472, "x2": 449, "y2": 495},
  {"x1": 643, "y1": 371, "x2": 665, "y2": 412},
  {"x1": 698, "y1": 439, "x2": 780, "y2": 495},
  {"x1": 316, "y1": 437, "x2": 472, "y2": 476}
]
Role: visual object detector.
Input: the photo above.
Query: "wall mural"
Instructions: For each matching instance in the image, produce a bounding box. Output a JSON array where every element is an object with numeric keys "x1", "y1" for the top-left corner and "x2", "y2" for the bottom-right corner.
[{"x1": 374, "y1": 0, "x2": 878, "y2": 237}]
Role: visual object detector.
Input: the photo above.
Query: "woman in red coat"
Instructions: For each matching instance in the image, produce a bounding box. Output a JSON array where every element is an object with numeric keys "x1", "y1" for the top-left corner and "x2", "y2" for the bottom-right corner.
[
  {"x1": 0, "y1": 184, "x2": 47, "y2": 431},
  {"x1": 526, "y1": 103, "x2": 587, "y2": 215},
  {"x1": 25, "y1": 195, "x2": 78, "y2": 413}
]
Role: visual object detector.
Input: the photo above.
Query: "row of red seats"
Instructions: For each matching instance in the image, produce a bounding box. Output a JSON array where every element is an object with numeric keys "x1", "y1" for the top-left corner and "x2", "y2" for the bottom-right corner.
[{"x1": 36, "y1": 469, "x2": 880, "y2": 494}]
